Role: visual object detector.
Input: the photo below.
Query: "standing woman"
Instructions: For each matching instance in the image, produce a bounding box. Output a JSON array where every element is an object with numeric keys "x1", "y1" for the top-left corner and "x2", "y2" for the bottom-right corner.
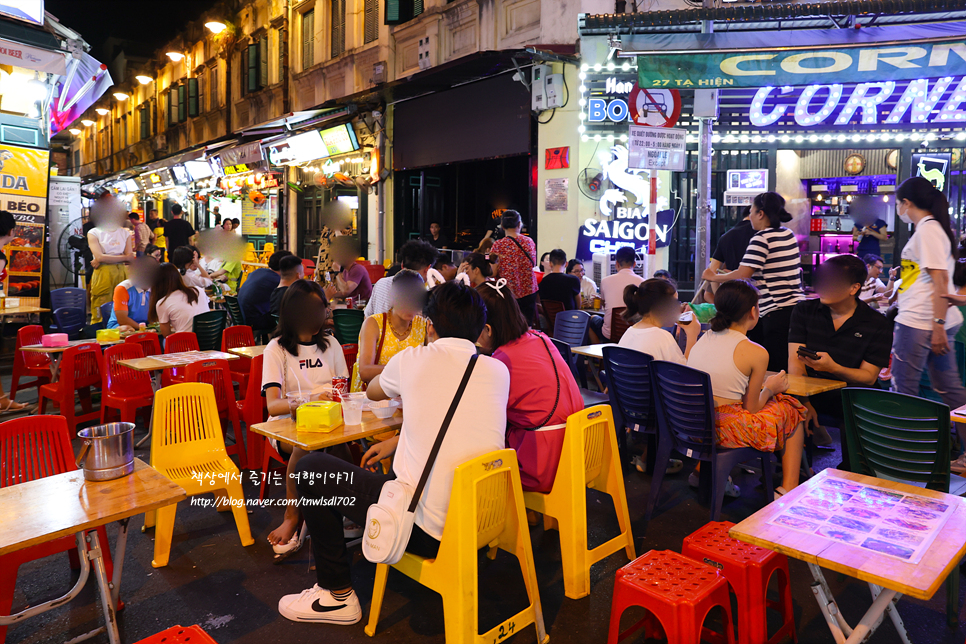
[
  {"x1": 350, "y1": 270, "x2": 428, "y2": 392},
  {"x1": 88, "y1": 201, "x2": 136, "y2": 324},
  {"x1": 893, "y1": 177, "x2": 966, "y2": 414},
  {"x1": 491, "y1": 210, "x2": 539, "y2": 325},
  {"x1": 703, "y1": 192, "x2": 803, "y2": 371}
]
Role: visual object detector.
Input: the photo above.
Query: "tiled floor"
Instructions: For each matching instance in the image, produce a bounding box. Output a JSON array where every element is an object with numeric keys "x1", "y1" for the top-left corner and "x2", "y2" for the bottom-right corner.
[{"x1": 3, "y1": 374, "x2": 964, "y2": 644}]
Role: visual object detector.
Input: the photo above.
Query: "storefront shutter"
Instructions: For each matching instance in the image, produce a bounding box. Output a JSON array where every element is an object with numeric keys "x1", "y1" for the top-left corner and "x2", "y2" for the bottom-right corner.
[
  {"x1": 188, "y1": 78, "x2": 199, "y2": 118},
  {"x1": 364, "y1": 0, "x2": 378, "y2": 44}
]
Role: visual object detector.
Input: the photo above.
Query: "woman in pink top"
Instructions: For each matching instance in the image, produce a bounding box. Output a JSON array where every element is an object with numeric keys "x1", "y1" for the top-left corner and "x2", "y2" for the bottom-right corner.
[{"x1": 476, "y1": 279, "x2": 583, "y2": 492}]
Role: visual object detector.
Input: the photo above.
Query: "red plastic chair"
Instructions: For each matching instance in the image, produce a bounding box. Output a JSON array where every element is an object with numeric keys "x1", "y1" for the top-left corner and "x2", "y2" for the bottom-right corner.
[
  {"x1": 235, "y1": 354, "x2": 284, "y2": 498},
  {"x1": 302, "y1": 258, "x2": 316, "y2": 279},
  {"x1": 101, "y1": 343, "x2": 154, "y2": 425},
  {"x1": 682, "y1": 522, "x2": 796, "y2": 644},
  {"x1": 221, "y1": 325, "x2": 255, "y2": 390},
  {"x1": 38, "y1": 343, "x2": 102, "y2": 433},
  {"x1": 161, "y1": 332, "x2": 199, "y2": 387},
  {"x1": 364, "y1": 264, "x2": 386, "y2": 285},
  {"x1": 0, "y1": 416, "x2": 116, "y2": 643},
  {"x1": 342, "y1": 343, "x2": 358, "y2": 372},
  {"x1": 608, "y1": 550, "x2": 735, "y2": 644},
  {"x1": 10, "y1": 325, "x2": 50, "y2": 400},
  {"x1": 133, "y1": 625, "x2": 218, "y2": 644},
  {"x1": 125, "y1": 331, "x2": 162, "y2": 357},
  {"x1": 185, "y1": 359, "x2": 246, "y2": 469}
]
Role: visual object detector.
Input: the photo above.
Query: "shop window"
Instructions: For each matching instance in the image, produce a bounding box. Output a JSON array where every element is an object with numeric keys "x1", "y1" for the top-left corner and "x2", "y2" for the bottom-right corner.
[
  {"x1": 385, "y1": 0, "x2": 422, "y2": 26},
  {"x1": 331, "y1": 0, "x2": 345, "y2": 58},
  {"x1": 302, "y1": 9, "x2": 315, "y2": 70},
  {"x1": 364, "y1": 0, "x2": 378, "y2": 44},
  {"x1": 188, "y1": 78, "x2": 200, "y2": 118}
]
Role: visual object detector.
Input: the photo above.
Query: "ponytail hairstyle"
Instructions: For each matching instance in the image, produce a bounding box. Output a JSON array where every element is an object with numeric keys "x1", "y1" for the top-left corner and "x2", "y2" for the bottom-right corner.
[
  {"x1": 896, "y1": 176, "x2": 955, "y2": 258},
  {"x1": 753, "y1": 192, "x2": 793, "y2": 229},
  {"x1": 464, "y1": 252, "x2": 495, "y2": 278},
  {"x1": 622, "y1": 278, "x2": 676, "y2": 324},
  {"x1": 148, "y1": 263, "x2": 199, "y2": 323},
  {"x1": 709, "y1": 279, "x2": 759, "y2": 332}
]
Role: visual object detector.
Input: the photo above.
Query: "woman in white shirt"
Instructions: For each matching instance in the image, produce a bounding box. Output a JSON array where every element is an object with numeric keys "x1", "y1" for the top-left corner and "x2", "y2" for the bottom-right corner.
[
  {"x1": 171, "y1": 245, "x2": 214, "y2": 289},
  {"x1": 688, "y1": 279, "x2": 806, "y2": 496},
  {"x1": 618, "y1": 278, "x2": 700, "y2": 362},
  {"x1": 148, "y1": 263, "x2": 211, "y2": 336},
  {"x1": 262, "y1": 279, "x2": 349, "y2": 559},
  {"x1": 88, "y1": 198, "x2": 136, "y2": 324}
]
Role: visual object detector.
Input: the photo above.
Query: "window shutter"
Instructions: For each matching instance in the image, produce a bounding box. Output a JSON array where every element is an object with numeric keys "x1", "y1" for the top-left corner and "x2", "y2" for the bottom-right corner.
[
  {"x1": 188, "y1": 78, "x2": 199, "y2": 117},
  {"x1": 364, "y1": 0, "x2": 378, "y2": 44},
  {"x1": 210, "y1": 66, "x2": 219, "y2": 109},
  {"x1": 166, "y1": 89, "x2": 175, "y2": 127},
  {"x1": 139, "y1": 105, "x2": 147, "y2": 140},
  {"x1": 302, "y1": 9, "x2": 314, "y2": 69},
  {"x1": 331, "y1": 0, "x2": 345, "y2": 58},
  {"x1": 177, "y1": 84, "x2": 186, "y2": 122},
  {"x1": 385, "y1": 0, "x2": 418, "y2": 25},
  {"x1": 259, "y1": 38, "x2": 268, "y2": 87},
  {"x1": 246, "y1": 43, "x2": 258, "y2": 93}
]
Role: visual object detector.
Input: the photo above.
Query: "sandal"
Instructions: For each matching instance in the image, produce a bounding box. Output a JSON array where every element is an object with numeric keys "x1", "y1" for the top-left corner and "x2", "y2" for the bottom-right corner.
[
  {"x1": 273, "y1": 522, "x2": 308, "y2": 564},
  {"x1": 775, "y1": 486, "x2": 788, "y2": 500},
  {"x1": 0, "y1": 397, "x2": 28, "y2": 414}
]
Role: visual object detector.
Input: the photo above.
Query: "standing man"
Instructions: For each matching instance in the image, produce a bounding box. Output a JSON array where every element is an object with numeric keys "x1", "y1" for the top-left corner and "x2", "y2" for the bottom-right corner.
[
  {"x1": 212, "y1": 205, "x2": 220, "y2": 225},
  {"x1": 129, "y1": 213, "x2": 152, "y2": 256},
  {"x1": 588, "y1": 246, "x2": 642, "y2": 343},
  {"x1": 163, "y1": 204, "x2": 196, "y2": 251},
  {"x1": 238, "y1": 250, "x2": 293, "y2": 333},
  {"x1": 491, "y1": 210, "x2": 538, "y2": 325}
]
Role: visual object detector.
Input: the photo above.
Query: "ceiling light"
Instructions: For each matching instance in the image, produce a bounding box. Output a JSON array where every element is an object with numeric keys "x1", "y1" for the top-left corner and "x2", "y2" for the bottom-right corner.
[
  {"x1": 95, "y1": 108, "x2": 109, "y2": 115},
  {"x1": 166, "y1": 52, "x2": 184, "y2": 61},
  {"x1": 81, "y1": 119, "x2": 95, "y2": 127},
  {"x1": 205, "y1": 21, "x2": 227, "y2": 34},
  {"x1": 113, "y1": 92, "x2": 129, "y2": 101},
  {"x1": 136, "y1": 75, "x2": 153, "y2": 85},
  {"x1": 68, "y1": 128, "x2": 81, "y2": 135}
]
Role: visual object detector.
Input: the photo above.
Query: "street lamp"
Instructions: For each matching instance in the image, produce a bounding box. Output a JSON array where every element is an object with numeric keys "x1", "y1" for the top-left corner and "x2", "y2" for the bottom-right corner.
[
  {"x1": 205, "y1": 21, "x2": 227, "y2": 34},
  {"x1": 68, "y1": 128, "x2": 81, "y2": 135},
  {"x1": 81, "y1": 119, "x2": 94, "y2": 126},
  {"x1": 95, "y1": 107, "x2": 109, "y2": 115},
  {"x1": 136, "y1": 75, "x2": 153, "y2": 85},
  {"x1": 113, "y1": 92, "x2": 129, "y2": 101},
  {"x1": 166, "y1": 52, "x2": 184, "y2": 62}
]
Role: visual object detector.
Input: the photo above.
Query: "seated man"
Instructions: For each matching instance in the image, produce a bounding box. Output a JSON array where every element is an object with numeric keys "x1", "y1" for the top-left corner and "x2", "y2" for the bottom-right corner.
[
  {"x1": 277, "y1": 282, "x2": 509, "y2": 625},
  {"x1": 538, "y1": 248, "x2": 581, "y2": 311},
  {"x1": 589, "y1": 246, "x2": 643, "y2": 343},
  {"x1": 238, "y1": 250, "x2": 292, "y2": 331},
  {"x1": 107, "y1": 256, "x2": 156, "y2": 329},
  {"x1": 788, "y1": 254, "x2": 892, "y2": 464},
  {"x1": 364, "y1": 240, "x2": 437, "y2": 317},
  {"x1": 270, "y1": 254, "x2": 304, "y2": 316},
  {"x1": 859, "y1": 253, "x2": 893, "y2": 310}
]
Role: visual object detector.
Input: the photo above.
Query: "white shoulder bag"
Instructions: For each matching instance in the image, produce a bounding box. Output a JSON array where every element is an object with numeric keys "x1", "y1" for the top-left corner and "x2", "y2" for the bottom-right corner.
[{"x1": 363, "y1": 354, "x2": 479, "y2": 564}]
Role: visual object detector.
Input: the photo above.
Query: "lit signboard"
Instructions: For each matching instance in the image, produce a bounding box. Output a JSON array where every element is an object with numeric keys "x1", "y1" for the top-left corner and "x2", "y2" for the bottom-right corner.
[
  {"x1": 222, "y1": 164, "x2": 250, "y2": 175},
  {"x1": 320, "y1": 124, "x2": 359, "y2": 156},
  {"x1": 0, "y1": 1, "x2": 44, "y2": 26},
  {"x1": 727, "y1": 169, "x2": 768, "y2": 192},
  {"x1": 184, "y1": 160, "x2": 215, "y2": 181},
  {"x1": 140, "y1": 169, "x2": 175, "y2": 191},
  {"x1": 267, "y1": 130, "x2": 327, "y2": 165}
]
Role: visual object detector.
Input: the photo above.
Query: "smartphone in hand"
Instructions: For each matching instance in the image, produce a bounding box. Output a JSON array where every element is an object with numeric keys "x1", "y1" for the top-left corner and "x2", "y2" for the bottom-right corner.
[{"x1": 797, "y1": 346, "x2": 819, "y2": 360}]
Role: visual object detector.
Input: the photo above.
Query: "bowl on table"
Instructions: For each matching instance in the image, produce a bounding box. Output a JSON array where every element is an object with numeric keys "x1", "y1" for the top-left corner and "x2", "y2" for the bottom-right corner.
[{"x1": 368, "y1": 399, "x2": 400, "y2": 419}]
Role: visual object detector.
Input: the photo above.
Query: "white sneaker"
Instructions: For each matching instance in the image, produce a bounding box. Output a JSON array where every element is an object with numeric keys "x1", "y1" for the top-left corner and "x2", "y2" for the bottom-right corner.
[
  {"x1": 278, "y1": 585, "x2": 362, "y2": 624},
  {"x1": 688, "y1": 471, "x2": 740, "y2": 497}
]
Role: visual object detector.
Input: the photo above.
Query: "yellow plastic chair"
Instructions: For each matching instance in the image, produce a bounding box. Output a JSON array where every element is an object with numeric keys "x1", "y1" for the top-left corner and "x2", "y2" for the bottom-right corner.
[
  {"x1": 143, "y1": 383, "x2": 255, "y2": 567},
  {"x1": 365, "y1": 449, "x2": 548, "y2": 644},
  {"x1": 243, "y1": 243, "x2": 258, "y2": 263},
  {"x1": 523, "y1": 404, "x2": 635, "y2": 599}
]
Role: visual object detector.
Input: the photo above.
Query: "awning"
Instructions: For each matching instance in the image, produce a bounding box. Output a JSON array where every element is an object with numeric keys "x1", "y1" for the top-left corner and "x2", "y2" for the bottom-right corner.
[
  {"x1": 625, "y1": 22, "x2": 966, "y2": 88},
  {"x1": 237, "y1": 108, "x2": 351, "y2": 137},
  {"x1": 0, "y1": 35, "x2": 66, "y2": 74},
  {"x1": 214, "y1": 140, "x2": 264, "y2": 168}
]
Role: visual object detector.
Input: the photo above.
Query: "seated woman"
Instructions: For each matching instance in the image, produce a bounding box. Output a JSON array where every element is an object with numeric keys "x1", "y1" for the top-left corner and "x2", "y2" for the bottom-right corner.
[
  {"x1": 170, "y1": 245, "x2": 213, "y2": 289},
  {"x1": 455, "y1": 252, "x2": 495, "y2": 287},
  {"x1": 476, "y1": 278, "x2": 583, "y2": 493},
  {"x1": 350, "y1": 269, "x2": 427, "y2": 392},
  {"x1": 619, "y1": 279, "x2": 700, "y2": 362},
  {"x1": 687, "y1": 279, "x2": 806, "y2": 496},
  {"x1": 148, "y1": 263, "x2": 211, "y2": 336},
  {"x1": 144, "y1": 244, "x2": 163, "y2": 262},
  {"x1": 262, "y1": 279, "x2": 349, "y2": 560}
]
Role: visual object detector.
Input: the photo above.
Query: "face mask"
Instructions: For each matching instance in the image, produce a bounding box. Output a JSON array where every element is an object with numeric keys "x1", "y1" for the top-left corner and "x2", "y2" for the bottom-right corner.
[{"x1": 897, "y1": 203, "x2": 912, "y2": 224}]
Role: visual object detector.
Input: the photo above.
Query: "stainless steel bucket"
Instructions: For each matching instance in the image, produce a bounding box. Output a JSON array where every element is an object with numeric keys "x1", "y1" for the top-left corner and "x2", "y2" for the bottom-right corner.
[{"x1": 76, "y1": 423, "x2": 135, "y2": 481}]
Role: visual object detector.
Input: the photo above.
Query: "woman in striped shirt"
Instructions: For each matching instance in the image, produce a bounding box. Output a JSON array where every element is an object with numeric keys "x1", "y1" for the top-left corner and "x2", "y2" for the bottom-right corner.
[{"x1": 703, "y1": 192, "x2": 803, "y2": 371}]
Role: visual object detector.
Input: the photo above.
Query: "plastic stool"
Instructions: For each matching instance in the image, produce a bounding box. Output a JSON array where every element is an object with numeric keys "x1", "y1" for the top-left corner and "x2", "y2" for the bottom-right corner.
[
  {"x1": 682, "y1": 522, "x2": 796, "y2": 644},
  {"x1": 134, "y1": 625, "x2": 218, "y2": 644},
  {"x1": 608, "y1": 550, "x2": 735, "y2": 644}
]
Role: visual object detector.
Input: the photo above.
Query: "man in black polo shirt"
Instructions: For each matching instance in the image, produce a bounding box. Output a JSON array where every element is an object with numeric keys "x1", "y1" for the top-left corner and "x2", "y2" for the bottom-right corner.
[{"x1": 788, "y1": 254, "x2": 893, "y2": 466}]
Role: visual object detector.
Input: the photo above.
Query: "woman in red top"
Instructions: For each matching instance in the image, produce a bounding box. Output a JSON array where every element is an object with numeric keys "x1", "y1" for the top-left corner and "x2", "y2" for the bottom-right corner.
[
  {"x1": 491, "y1": 210, "x2": 538, "y2": 325},
  {"x1": 476, "y1": 278, "x2": 583, "y2": 492}
]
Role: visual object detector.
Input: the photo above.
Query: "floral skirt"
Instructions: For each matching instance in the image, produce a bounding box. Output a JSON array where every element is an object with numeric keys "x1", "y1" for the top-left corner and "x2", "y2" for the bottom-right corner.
[{"x1": 714, "y1": 393, "x2": 806, "y2": 452}]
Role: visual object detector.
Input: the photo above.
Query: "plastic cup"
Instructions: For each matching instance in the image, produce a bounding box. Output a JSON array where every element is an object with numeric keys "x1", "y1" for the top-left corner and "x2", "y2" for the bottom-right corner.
[{"x1": 340, "y1": 392, "x2": 367, "y2": 426}]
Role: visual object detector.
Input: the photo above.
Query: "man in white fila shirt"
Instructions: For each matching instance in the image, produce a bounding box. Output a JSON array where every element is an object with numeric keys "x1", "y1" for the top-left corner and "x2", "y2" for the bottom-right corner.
[{"x1": 277, "y1": 281, "x2": 509, "y2": 625}]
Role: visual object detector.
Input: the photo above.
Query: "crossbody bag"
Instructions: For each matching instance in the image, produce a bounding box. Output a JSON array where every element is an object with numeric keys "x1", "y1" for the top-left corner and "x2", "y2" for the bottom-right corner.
[
  {"x1": 507, "y1": 235, "x2": 536, "y2": 267},
  {"x1": 363, "y1": 353, "x2": 479, "y2": 564}
]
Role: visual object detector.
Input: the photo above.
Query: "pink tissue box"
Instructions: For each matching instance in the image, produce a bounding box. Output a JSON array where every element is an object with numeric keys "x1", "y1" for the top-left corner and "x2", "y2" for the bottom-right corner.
[{"x1": 42, "y1": 333, "x2": 68, "y2": 347}]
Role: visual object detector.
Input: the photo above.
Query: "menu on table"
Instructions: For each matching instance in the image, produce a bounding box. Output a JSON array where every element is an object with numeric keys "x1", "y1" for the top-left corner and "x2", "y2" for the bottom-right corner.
[
  {"x1": 150, "y1": 351, "x2": 235, "y2": 365},
  {"x1": 767, "y1": 476, "x2": 955, "y2": 564}
]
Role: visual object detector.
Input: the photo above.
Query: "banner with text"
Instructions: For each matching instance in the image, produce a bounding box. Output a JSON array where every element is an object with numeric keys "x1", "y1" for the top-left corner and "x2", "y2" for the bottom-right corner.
[{"x1": 0, "y1": 143, "x2": 49, "y2": 297}]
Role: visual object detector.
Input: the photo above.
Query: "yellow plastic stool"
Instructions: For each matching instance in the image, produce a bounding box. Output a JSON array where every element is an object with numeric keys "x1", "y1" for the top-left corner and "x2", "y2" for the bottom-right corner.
[
  {"x1": 143, "y1": 383, "x2": 255, "y2": 567},
  {"x1": 524, "y1": 405, "x2": 636, "y2": 599},
  {"x1": 365, "y1": 449, "x2": 549, "y2": 644}
]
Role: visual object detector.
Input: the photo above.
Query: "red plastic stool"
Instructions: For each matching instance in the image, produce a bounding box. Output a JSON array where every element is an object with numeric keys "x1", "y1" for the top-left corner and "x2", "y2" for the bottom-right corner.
[
  {"x1": 608, "y1": 550, "x2": 735, "y2": 644},
  {"x1": 682, "y1": 521, "x2": 796, "y2": 644},
  {"x1": 134, "y1": 625, "x2": 218, "y2": 644}
]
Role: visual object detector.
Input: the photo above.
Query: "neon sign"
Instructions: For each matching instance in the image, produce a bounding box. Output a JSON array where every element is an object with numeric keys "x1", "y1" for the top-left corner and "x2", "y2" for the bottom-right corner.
[{"x1": 749, "y1": 76, "x2": 966, "y2": 127}]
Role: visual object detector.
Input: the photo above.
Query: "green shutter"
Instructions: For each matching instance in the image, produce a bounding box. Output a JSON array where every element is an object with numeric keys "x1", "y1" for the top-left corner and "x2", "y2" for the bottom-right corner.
[
  {"x1": 139, "y1": 105, "x2": 149, "y2": 140},
  {"x1": 177, "y1": 84, "x2": 186, "y2": 122},
  {"x1": 259, "y1": 38, "x2": 268, "y2": 87},
  {"x1": 385, "y1": 0, "x2": 417, "y2": 25},
  {"x1": 247, "y1": 43, "x2": 257, "y2": 93},
  {"x1": 166, "y1": 90, "x2": 175, "y2": 127},
  {"x1": 188, "y1": 78, "x2": 199, "y2": 117}
]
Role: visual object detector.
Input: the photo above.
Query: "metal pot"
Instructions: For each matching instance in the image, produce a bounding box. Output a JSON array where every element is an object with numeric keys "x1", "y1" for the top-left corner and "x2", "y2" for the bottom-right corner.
[{"x1": 76, "y1": 423, "x2": 135, "y2": 481}]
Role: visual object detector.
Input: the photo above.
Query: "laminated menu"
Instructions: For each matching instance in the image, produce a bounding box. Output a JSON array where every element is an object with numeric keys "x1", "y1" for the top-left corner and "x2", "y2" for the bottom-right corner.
[{"x1": 767, "y1": 476, "x2": 956, "y2": 564}]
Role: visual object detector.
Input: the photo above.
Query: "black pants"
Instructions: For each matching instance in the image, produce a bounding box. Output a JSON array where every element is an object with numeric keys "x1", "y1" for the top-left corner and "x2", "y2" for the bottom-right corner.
[
  {"x1": 517, "y1": 293, "x2": 538, "y2": 327},
  {"x1": 296, "y1": 452, "x2": 440, "y2": 590},
  {"x1": 760, "y1": 305, "x2": 794, "y2": 372}
]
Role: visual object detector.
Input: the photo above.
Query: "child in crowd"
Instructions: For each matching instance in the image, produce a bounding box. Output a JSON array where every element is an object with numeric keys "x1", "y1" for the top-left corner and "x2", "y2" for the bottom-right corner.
[
  {"x1": 148, "y1": 262, "x2": 211, "y2": 336},
  {"x1": 262, "y1": 279, "x2": 349, "y2": 560}
]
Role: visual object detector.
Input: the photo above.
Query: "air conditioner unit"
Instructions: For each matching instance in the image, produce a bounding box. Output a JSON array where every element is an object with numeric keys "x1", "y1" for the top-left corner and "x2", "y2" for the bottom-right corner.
[{"x1": 591, "y1": 252, "x2": 647, "y2": 285}]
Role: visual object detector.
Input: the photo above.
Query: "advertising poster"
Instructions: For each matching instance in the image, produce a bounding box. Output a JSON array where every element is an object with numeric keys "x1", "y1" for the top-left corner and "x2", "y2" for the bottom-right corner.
[
  {"x1": 241, "y1": 196, "x2": 275, "y2": 235},
  {"x1": 0, "y1": 143, "x2": 49, "y2": 298}
]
